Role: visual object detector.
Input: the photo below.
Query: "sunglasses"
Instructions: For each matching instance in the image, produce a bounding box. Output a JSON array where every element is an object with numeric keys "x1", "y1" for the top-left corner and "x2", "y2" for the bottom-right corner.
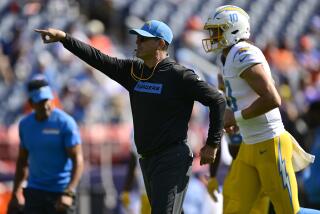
[{"x1": 137, "y1": 35, "x2": 160, "y2": 42}]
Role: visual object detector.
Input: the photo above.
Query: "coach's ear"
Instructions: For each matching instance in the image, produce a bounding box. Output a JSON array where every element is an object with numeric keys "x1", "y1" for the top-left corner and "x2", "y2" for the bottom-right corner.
[{"x1": 158, "y1": 39, "x2": 168, "y2": 51}]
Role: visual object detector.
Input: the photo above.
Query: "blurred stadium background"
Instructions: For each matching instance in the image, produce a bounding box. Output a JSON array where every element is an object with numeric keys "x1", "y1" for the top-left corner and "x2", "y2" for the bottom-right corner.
[{"x1": 0, "y1": 0, "x2": 320, "y2": 213}]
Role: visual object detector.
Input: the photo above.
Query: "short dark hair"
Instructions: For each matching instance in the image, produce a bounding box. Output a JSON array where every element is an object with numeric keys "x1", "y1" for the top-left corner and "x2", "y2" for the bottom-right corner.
[{"x1": 27, "y1": 79, "x2": 49, "y2": 92}]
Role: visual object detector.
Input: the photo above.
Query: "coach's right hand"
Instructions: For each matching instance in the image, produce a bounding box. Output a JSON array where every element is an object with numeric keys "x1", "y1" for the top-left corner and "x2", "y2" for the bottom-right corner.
[{"x1": 34, "y1": 28, "x2": 66, "y2": 43}]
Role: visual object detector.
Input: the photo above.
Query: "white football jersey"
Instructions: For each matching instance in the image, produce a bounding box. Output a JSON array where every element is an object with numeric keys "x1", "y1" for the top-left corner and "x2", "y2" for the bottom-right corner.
[{"x1": 221, "y1": 41, "x2": 284, "y2": 144}]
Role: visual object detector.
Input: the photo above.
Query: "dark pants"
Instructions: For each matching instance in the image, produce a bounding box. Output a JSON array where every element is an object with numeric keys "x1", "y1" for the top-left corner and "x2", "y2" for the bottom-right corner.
[
  {"x1": 23, "y1": 188, "x2": 76, "y2": 214},
  {"x1": 139, "y1": 142, "x2": 193, "y2": 214}
]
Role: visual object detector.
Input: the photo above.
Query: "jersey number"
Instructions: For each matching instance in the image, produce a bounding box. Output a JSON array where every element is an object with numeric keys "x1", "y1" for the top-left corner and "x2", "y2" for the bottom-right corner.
[
  {"x1": 229, "y1": 13, "x2": 238, "y2": 23},
  {"x1": 225, "y1": 80, "x2": 238, "y2": 111}
]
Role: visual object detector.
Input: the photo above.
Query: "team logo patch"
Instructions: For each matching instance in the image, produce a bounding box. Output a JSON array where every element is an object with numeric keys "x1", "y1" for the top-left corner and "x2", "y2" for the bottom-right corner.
[
  {"x1": 233, "y1": 47, "x2": 250, "y2": 62},
  {"x1": 134, "y1": 81, "x2": 163, "y2": 94},
  {"x1": 238, "y1": 47, "x2": 249, "y2": 54},
  {"x1": 43, "y1": 128, "x2": 60, "y2": 134}
]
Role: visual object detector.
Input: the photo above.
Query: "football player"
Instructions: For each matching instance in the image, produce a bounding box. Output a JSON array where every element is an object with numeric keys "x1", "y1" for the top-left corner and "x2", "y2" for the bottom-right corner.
[{"x1": 203, "y1": 5, "x2": 317, "y2": 214}]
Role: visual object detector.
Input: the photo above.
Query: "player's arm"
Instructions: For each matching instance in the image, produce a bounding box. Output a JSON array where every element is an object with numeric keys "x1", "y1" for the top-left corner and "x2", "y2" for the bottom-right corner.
[
  {"x1": 12, "y1": 147, "x2": 28, "y2": 195},
  {"x1": 7, "y1": 147, "x2": 28, "y2": 213},
  {"x1": 65, "y1": 144, "x2": 84, "y2": 193},
  {"x1": 56, "y1": 116, "x2": 83, "y2": 211},
  {"x1": 55, "y1": 144, "x2": 83, "y2": 211},
  {"x1": 239, "y1": 63, "x2": 281, "y2": 120}
]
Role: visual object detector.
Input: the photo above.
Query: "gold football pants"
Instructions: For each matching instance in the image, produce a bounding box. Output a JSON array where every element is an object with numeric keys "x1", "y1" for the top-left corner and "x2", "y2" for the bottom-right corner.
[{"x1": 223, "y1": 132, "x2": 299, "y2": 214}]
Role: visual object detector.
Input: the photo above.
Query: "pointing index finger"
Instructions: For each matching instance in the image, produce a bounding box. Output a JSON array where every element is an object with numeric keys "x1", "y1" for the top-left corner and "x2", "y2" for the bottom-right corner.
[{"x1": 34, "y1": 29, "x2": 48, "y2": 34}]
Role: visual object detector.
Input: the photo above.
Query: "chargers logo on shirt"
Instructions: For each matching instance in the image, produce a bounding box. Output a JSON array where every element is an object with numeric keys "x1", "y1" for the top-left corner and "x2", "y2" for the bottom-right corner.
[
  {"x1": 238, "y1": 47, "x2": 249, "y2": 54},
  {"x1": 43, "y1": 128, "x2": 60, "y2": 135},
  {"x1": 233, "y1": 47, "x2": 249, "y2": 62},
  {"x1": 134, "y1": 81, "x2": 163, "y2": 94}
]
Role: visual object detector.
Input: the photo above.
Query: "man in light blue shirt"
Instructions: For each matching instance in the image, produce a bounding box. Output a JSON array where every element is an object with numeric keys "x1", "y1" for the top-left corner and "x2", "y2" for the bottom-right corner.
[{"x1": 7, "y1": 77, "x2": 83, "y2": 214}]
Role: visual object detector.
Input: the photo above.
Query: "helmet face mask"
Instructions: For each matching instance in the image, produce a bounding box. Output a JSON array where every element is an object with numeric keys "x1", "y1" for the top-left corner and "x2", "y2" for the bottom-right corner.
[
  {"x1": 202, "y1": 24, "x2": 229, "y2": 53},
  {"x1": 202, "y1": 5, "x2": 250, "y2": 53}
]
